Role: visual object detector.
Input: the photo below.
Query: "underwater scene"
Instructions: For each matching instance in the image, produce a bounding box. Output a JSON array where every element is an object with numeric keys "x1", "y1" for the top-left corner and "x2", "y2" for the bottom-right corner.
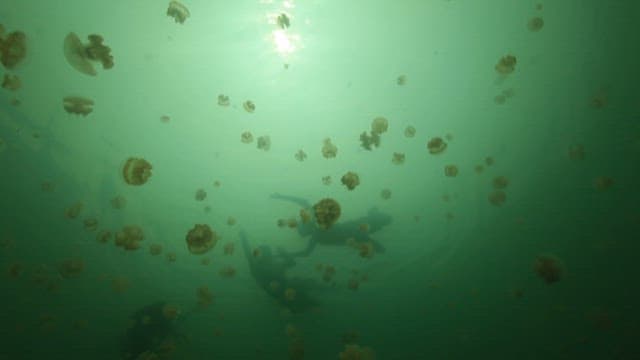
[{"x1": 1, "y1": 0, "x2": 639, "y2": 359}]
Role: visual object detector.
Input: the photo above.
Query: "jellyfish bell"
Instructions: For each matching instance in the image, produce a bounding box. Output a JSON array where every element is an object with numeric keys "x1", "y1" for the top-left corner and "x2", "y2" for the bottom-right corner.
[
  {"x1": 185, "y1": 224, "x2": 218, "y2": 254},
  {"x1": 122, "y1": 157, "x2": 152, "y2": 185},
  {"x1": 167, "y1": 1, "x2": 190, "y2": 24},
  {"x1": 63, "y1": 32, "x2": 97, "y2": 76}
]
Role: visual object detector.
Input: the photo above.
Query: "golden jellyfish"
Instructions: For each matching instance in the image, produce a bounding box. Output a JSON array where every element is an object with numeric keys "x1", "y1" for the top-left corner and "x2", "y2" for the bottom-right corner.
[
  {"x1": 195, "y1": 188, "x2": 207, "y2": 201},
  {"x1": 380, "y1": 188, "x2": 391, "y2": 200},
  {"x1": 284, "y1": 288, "x2": 296, "y2": 301},
  {"x1": 488, "y1": 190, "x2": 507, "y2": 206},
  {"x1": 83, "y1": 218, "x2": 98, "y2": 232},
  {"x1": 339, "y1": 344, "x2": 375, "y2": 360},
  {"x1": 359, "y1": 131, "x2": 381, "y2": 150},
  {"x1": 322, "y1": 265, "x2": 336, "y2": 282},
  {"x1": 313, "y1": 198, "x2": 341, "y2": 229},
  {"x1": 392, "y1": 152, "x2": 405, "y2": 165},
  {"x1": 217, "y1": 94, "x2": 230, "y2": 106},
  {"x1": 358, "y1": 242, "x2": 375, "y2": 258},
  {"x1": 568, "y1": 144, "x2": 585, "y2": 161},
  {"x1": 115, "y1": 225, "x2": 145, "y2": 250},
  {"x1": 185, "y1": 224, "x2": 218, "y2": 254},
  {"x1": 197, "y1": 286, "x2": 214, "y2": 307},
  {"x1": 404, "y1": 125, "x2": 416, "y2": 138},
  {"x1": 444, "y1": 165, "x2": 459, "y2": 177},
  {"x1": 593, "y1": 176, "x2": 614, "y2": 191},
  {"x1": 65, "y1": 202, "x2": 83, "y2": 219},
  {"x1": 371, "y1": 116, "x2": 389, "y2": 135},
  {"x1": 149, "y1": 244, "x2": 163, "y2": 256},
  {"x1": 213, "y1": 180, "x2": 221, "y2": 187},
  {"x1": 63, "y1": 96, "x2": 94, "y2": 116},
  {"x1": 427, "y1": 137, "x2": 447, "y2": 154},
  {"x1": 299, "y1": 209, "x2": 311, "y2": 223},
  {"x1": 257, "y1": 135, "x2": 271, "y2": 151},
  {"x1": 63, "y1": 32, "x2": 114, "y2": 76},
  {"x1": 166, "y1": 252, "x2": 177, "y2": 262},
  {"x1": 536, "y1": 3, "x2": 543, "y2": 10},
  {"x1": 322, "y1": 176, "x2": 332, "y2": 185},
  {"x1": 287, "y1": 218, "x2": 298, "y2": 228},
  {"x1": 534, "y1": 254, "x2": 563, "y2": 284},
  {"x1": 223, "y1": 242, "x2": 235, "y2": 255},
  {"x1": 7, "y1": 262, "x2": 23, "y2": 278},
  {"x1": 110, "y1": 195, "x2": 127, "y2": 209},
  {"x1": 243, "y1": 100, "x2": 256, "y2": 113},
  {"x1": 122, "y1": 157, "x2": 152, "y2": 185},
  {"x1": 347, "y1": 278, "x2": 359, "y2": 291},
  {"x1": 396, "y1": 74, "x2": 407, "y2": 86},
  {"x1": 252, "y1": 248, "x2": 262, "y2": 258},
  {"x1": 495, "y1": 54, "x2": 517, "y2": 75},
  {"x1": 96, "y1": 230, "x2": 111, "y2": 244},
  {"x1": 167, "y1": 1, "x2": 190, "y2": 24},
  {"x1": 58, "y1": 258, "x2": 85, "y2": 279},
  {"x1": 241, "y1": 131, "x2": 254, "y2": 144},
  {"x1": 219, "y1": 266, "x2": 237, "y2": 278},
  {"x1": 160, "y1": 115, "x2": 170, "y2": 123},
  {"x1": 227, "y1": 216, "x2": 236, "y2": 226},
  {"x1": 527, "y1": 16, "x2": 544, "y2": 32},
  {"x1": 294, "y1": 149, "x2": 307, "y2": 162},
  {"x1": 162, "y1": 304, "x2": 181, "y2": 320},
  {"x1": 0, "y1": 29, "x2": 27, "y2": 69},
  {"x1": 492, "y1": 175, "x2": 509, "y2": 189},
  {"x1": 474, "y1": 164, "x2": 485, "y2": 174},
  {"x1": 322, "y1": 138, "x2": 338, "y2": 158},
  {"x1": 277, "y1": 13, "x2": 290, "y2": 29},
  {"x1": 485, "y1": 156, "x2": 495, "y2": 166},
  {"x1": 2, "y1": 74, "x2": 20, "y2": 91},
  {"x1": 341, "y1": 171, "x2": 360, "y2": 190}
]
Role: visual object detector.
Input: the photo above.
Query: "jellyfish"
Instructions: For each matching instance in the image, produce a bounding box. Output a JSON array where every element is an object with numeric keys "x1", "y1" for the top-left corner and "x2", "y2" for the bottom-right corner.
[
  {"x1": 122, "y1": 157, "x2": 152, "y2": 185},
  {"x1": 427, "y1": 137, "x2": 447, "y2": 154},
  {"x1": 257, "y1": 135, "x2": 271, "y2": 151},
  {"x1": 65, "y1": 202, "x2": 83, "y2": 219},
  {"x1": 495, "y1": 55, "x2": 517, "y2": 75},
  {"x1": 322, "y1": 176, "x2": 332, "y2": 185},
  {"x1": 474, "y1": 164, "x2": 485, "y2": 174},
  {"x1": 593, "y1": 176, "x2": 614, "y2": 191},
  {"x1": 347, "y1": 278, "x2": 360, "y2": 291},
  {"x1": 313, "y1": 198, "x2": 341, "y2": 229},
  {"x1": 396, "y1": 75, "x2": 407, "y2": 86},
  {"x1": 83, "y1": 218, "x2": 99, "y2": 232},
  {"x1": 380, "y1": 188, "x2": 391, "y2": 200},
  {"x1": 149, "y1": 244, "x2": 163, "y2": 256},
  {"x1": 213, "y1": 180, "x2": 221, "y2": 187},
  {"x1": 111, "y1": 195, "x2": 127, "y2": 209},
  {"x1": 166, "y1": 252, "x2": 177, "y2": 262},
  {"x1": 197, "y1": 286, "x2": 214, "y2": 307},
  {"x1": 243, "y1": 100, "x2": 256, "y2": 113},
  {"x1": 160, "y1": 115, "x2": 170, "y2": 123},
  {"x1": 217, "y1": 94, "x2": 230, "y2": 106},
  {"x1": 58, "y1": 258, "x2": 84, "y2": 279},
  {"x1": 359, "y1": 131, "x2": 380, "y2": 150},
  {"x1": 7, "y1": 262, "x2": 23, "y2": 278},
  {"x1": 241, "y1": 131, "x2": 254, "y2": 144},
  {"x1": 167, "y1": 1, "x2": 190, "y2": 24},
  {"x1": 494, "y1": 94, "x2": 507, "y2": 105},
  {"x1": 485, "y1": 156, "x2": 495, "y2": 166},
  {"x1": 287, "y1": 218, "x2": 298, "y2": 228},
  {"x1": 299, "y1": 209, "x2": 311, "y2": 223},
  {"x1": 195, "y1": 188, "x2": 207, "y2": 201},
  {"x1": 185, "y1": 224, "x2": 218, "y2": 254},
  {"x1": 488, "y1": 190, "x2": 507, "y2": 206},
  {"x1": 1, "y1": 74, "x2": 20, "y2": 91},
  {"x1": 492, "y1": 175, "x2": 509, "y2": 189},
  {"x1": 322, "y1": 138, "x2": 338, "y2": 158},
  {"x1": 404, "y1": 125, "x2": 416, "y2": 138},
  {"x1": 341, "y1": 171, "x2": 360, "y2": 190},
  {"x1": 227, "y1": 216, "x2": 237, "y2": 226},
  {"x1": 277, "y1": 13, "x2": 290, "y2": 29},
  {"x1": 527, "y1": 17, "x2": 544, "y2": 32},
  {"x1": 63, "y1": 96, "x2": 94, "y2": 116},
  {"x1": 294, "y1": 149, "x2": 307, "y2": 161},
  {"x1": 115, "y1": 225, "x2": 145, "y2": 250},
  {"x1": 0, "y1": 29, "x2": 27, "y2": 69},
  {"x1": 444, "y1": 165, "x2": 459, "y2": 177},
  {"x1": 96, "y1": 230, "x2": 111, "y2": 244},
  {"x1": 371, "y1": 116, "x2": 389, "y2": 134},
  {"x1": 339, "y1": 344, "x2": 375, "y2": 360},
  {"x1": 63, "y1": 32, "x2": 114, "y2": 76},
  {"x1": 162, "y1": 304, "x2": 181, "y2": 320},
  {"x1": 533, "y1": 255, "x2": 563, "y2": 284},
  {"x1": 392, "y1": 152, "x2": 405, "y2": 165}
]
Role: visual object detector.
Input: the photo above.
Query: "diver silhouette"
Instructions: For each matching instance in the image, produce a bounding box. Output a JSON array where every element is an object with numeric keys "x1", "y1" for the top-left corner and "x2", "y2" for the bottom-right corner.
[
  {"x1": 240, "y1": 229, "x2": 321, "y2": 314},
  {"x1": 270, "y1": 193, "x2": 392, "y2": 257}
]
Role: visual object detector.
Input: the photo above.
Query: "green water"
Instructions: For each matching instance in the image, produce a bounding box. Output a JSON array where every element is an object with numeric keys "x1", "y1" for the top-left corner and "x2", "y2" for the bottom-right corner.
[{"x1": 1, "y1": 0, "x2": 639, "y2": 359}]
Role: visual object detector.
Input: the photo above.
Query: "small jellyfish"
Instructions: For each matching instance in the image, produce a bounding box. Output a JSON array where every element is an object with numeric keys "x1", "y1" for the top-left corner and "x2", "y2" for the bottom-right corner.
[
  {"x1": 58, "y1": 258, "x2": 84, "y2": 279},
  {"x1": 226, "y1": 216, "x2": 236, "y2": 226},
  {"x1": 219, "y1": 266, "x2": 236, "y2": 278},
  {"x1": 1, "y1": 29, "x2": 27, "y2": 69},
  {"x1": 392, "y1": 152, "x2": 405, "y2": 165},
  {"x1": 494, "y1": 94, "x2": 507, "y2": 105},
  {"x1": 492, "y1": 176, "x2": 509, "y2": 189},
  {"x1": 534, "y1": 255, "x2": 563, "y2": 284},
  {"x1": 568, "y1": 144, "x2": 585, "y2": 160},
  {"x1": 321, "y1": 176, "x2": 332, "y2": 185},
  {"x1": 474, "y1": 164, "x2": 485, "y2": 174},
  {"x1": 197, "y1": 286, "x2": 214, "y2": 307},
  {"x1": 166, "y1": 252, "x2": 177, "y2": 262},
  {"x1": 195, "y1": 188, "x2": 207, "y2": 201},
  {"x1": 380, "y1": 188, "x2": 392, "y2": 200},
  {"x1": 115, "y1": 225, "x2": 145, "y2": 250},
  {"x1": 111, "y1": 195, "x2": 127, "y2": 209},
  {"x1": 185, "y1": 224, "x2": 218, "y2": 254},
  {"x1": 167, "y1": 1, "x2": 190, "y2": 24},
  {"x1": 341, "y1": 171, "x2": 360, "y2": 190},
  {"x1": 63, "y1": 32, "x2": 114, "y2": 76},
  {"x1": 65, "y1": 202, "x2": 83, "y2": 219},
  {"x1": 396, "y1": 75, "x2": 407, "y2": 86},
  {"x1": 488, "y1": 190, "x2": 507, "y2": 206},
  {"x1": 83, "y1": 218, "x2": 98, "y2": 232},
  {"x1": 162, "y1": 304, "x2": 181, "y2": 320},
  {"x1": 257, "y1": 135, "x2": 271, "y2": 151},
  {"x1": 485, "y1": 156, "x2": 495, "y2": 166},
  {"x1": 63, "y1": 96, "x2": 94, "y2": 116},
  {"x1": 96, "y1": 230, "x2": 111, "y2": 244},
  {"x1": 299, "y1": 209, "x2": 311, "y2": 223},
  {"x1": 404, "y1": 125, "x2": 416, "y2": 138},
  {"x1": 213, "y1": 180, "x2": 221, "y2": 187},
  {"x1": 593, "y1": 176, "x2": 614, "y2": 191},
  {"x1": 277, "y1": 219, "x2": 287, "y2": 228},
  {"x1": 359, "y1": 131, "x2": 380, "y2": 150},
  {"x1": 294, "y1": 149, "x2": 307, "y2": 162},
  {"x1": 371, "y1": 116, "x2": 389, "y2": 135},
  {"x1": 444, "y1": 165, "x2": 459, "y2": 177},
  {"x1": 287, "y1": 218, "x2": 298, "y2": 228},
  {"x1": 313, "y1": 198, "x2": 341, "y2": 229},
  {"x1": 160, "y1": 115, "x2": 171, "y2": 123},
  {"x1": 243, "y1": 100, "x2": 255, "y2": 113},
  {"x1": 527, "y1": 17, "x2": 544, "y2": 32},
  {"x1": 348, "y1": 278, "x2": 360, "y2": 291},
  {"x1": 217, "y1": 94, "x2": 230, "y2": 106},
  {"x1": 535, "y1": 3, "x2": 543, "y2": 10},
  {"x1": 277, "y1": 13, "x2": 290, "y2": 29},
  {"x1": 241, "y1": 131, "x2": 254, "y2": 144},
  {"x1": 149, "y1": 244, "x2": 163, "y2": 256},
  {"x1": 495, "y1": 55, "x2": 517, "y2": 75},
  {"x1": 122, "y1": 157, "x2": 152, "y2": 185},
  {"x1": 1, "y1": 74, "x2": 21, "y2": 91},
  {"x1": 322, "y1": 138, "x2": 338, "y2": 158},
  {"x1": 427, "y1": 137, "x2": 447, "y2": 154}
]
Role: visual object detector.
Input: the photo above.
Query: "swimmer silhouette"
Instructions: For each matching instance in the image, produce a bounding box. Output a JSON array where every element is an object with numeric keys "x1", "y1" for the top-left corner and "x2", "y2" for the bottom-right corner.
[
  {"x1": 240, "y1": 229, "x2": 320, "y2": 313},
  {"x1": 270, "y1": 193, "x2": 392, "y2": 257}
]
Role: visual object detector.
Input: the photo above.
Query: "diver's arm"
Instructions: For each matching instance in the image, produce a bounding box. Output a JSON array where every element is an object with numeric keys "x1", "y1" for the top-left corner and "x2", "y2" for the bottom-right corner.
[{"x1": 269, "y1": 193, "x2": 312, "y2": 208}]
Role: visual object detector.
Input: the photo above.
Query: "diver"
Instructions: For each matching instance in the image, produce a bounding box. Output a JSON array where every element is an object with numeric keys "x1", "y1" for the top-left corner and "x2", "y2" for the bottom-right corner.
[
  {"x1": 269, "y1": 193, "x2": 392, "y2": 257},
  {"x1": 240, "y1": 229, "x2": 321, "y2": 314},
  {"x1": 120, "y1": 301, "x2": 187, "y2": 359}
]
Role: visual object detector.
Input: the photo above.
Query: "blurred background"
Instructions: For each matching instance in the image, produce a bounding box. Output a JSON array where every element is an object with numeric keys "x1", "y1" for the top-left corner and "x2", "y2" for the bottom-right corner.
[{"x1": 1, "y1": 0, "x2": 639, "y2": 359}]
